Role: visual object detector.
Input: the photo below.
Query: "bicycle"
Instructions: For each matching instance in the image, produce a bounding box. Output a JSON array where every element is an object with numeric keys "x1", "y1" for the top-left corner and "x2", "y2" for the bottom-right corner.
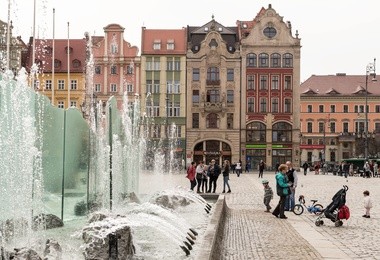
[{"x1": 293, "y1": 195, "x2": 323, "y2": 215}]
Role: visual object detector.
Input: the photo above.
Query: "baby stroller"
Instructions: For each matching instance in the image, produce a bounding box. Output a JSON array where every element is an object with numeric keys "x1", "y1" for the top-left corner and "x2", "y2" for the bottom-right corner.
[{"x1": 315, "y1": 185, "x2": 349, "y2": 227}]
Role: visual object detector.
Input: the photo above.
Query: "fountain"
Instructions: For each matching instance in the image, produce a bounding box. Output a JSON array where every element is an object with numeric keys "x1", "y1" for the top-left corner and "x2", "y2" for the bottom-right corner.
[{"x1": 0, "y1": 48, "x2": 212, "y2": 260}]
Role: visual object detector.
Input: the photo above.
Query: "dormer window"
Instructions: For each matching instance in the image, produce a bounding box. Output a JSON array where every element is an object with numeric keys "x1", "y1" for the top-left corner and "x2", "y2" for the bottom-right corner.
[
  {"x1": 54, "y1": 59, "x2": 61, "y2": 68},
  {"x1": 44, "y1": 46, "x2": 52, "y2": 55},
  {"x1": 204, "y1": 27, "x2": 209, "y2": 32},
  {"x1": 167, "y1": 39, "x2": 175, "y2": 50},
  {"x1": 72, "y1": 59, "x2": 81, "y2": 68},
  {"x1": 65, "y1": 46, "x2": 73, "y2": 54},
  {"x1": 153, "y1": 39, "x2": 161, "y2": 50}
]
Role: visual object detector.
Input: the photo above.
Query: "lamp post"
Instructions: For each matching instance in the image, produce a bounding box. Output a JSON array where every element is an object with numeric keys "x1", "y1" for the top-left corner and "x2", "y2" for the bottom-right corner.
[{"x1": 365, "y1": 58, "x2": 377, "y2": 161}]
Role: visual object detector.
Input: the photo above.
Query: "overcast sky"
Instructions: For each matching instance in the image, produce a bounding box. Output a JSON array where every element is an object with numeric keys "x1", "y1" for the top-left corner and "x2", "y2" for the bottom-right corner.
[{"x1": 1, "y1": 0, "x2": 379, "y2": 82}]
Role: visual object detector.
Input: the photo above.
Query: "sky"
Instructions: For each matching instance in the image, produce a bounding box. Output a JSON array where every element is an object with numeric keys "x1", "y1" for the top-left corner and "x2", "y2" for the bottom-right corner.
[{"x1": 1, "y1": 0, "x2": 380, "y2": 82}]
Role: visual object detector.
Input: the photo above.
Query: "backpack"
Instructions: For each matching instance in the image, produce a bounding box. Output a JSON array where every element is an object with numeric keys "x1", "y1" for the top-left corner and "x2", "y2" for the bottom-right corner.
[{"x1": 338, "y1": 205, "x2": 350, "y2": 220}]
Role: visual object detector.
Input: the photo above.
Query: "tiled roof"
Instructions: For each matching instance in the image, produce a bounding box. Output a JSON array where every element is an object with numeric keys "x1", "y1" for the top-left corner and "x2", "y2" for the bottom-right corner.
[
  {"x1": 27, "y1": 38, "x2": 87, "y2": 73},
  {"x1": 300, "y1": 74, "x2": 380, "y2": 96},
  {"x1": 141, "y1": 28, "x2": 187, "y2": 55}
]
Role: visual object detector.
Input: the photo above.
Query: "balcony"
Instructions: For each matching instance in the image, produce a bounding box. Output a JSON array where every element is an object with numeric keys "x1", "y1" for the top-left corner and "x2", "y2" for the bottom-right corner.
[
  {"x1": 338, "y1": 132, "x2": 356, "y2": 142},
  {"x1": 203, "y1": 102, "x2": 224, "y2": 113},
  {"x1": 206, "y1": 79, "x2": 220, "y2": 86}
]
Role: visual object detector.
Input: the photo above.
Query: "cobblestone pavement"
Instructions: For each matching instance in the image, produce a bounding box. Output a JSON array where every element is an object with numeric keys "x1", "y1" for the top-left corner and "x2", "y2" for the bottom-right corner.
[
  {"x1": 219, "y1": 171, "x2": 380, "y2": 260},
  {"x1": 140, "y1": 170, "x2": 380, "y2": 259}
]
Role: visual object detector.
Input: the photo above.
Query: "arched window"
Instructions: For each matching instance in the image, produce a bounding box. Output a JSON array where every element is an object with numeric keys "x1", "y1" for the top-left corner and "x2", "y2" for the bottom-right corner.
[
  {"x1": 270, "y1": 53, "x2": 281, "y2": 67},
  {"x1": 207, "y1": 67, "x2": 219, "y2": 81},
  {"x1": 246, "y1": 122, "x2": 266, "y2": 142},
  {"x1": 246, "y1": 53, "x2": 257, "y2": 67},
  {"x1": 283, "y1": 53, "x2": 293, "y2": 68},
  {"x1": 206, "y1": 113, "x2": 219, "y2": 128},
  {"x1": 272, "y1": 122, "x2": 292, "y2": 142},
  {"x1": 258, "y1": 53, "x2": 269, "y2": 67}
]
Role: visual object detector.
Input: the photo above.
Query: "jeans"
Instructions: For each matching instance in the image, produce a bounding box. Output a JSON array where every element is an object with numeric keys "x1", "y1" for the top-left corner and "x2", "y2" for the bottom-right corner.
[
  {"x1": 190, "y1": 179, "x2": 197, "y2": 191},
  {"x1": 284, "y1": 188, "x2": 295, "y2": 210},
  {"x1": 208, "y1": 175, "x2": 218, "y2": 193},
  {"x1": 196, "y1": 177, "x2": 203, "y2": 192},
  {"x1": 201, "y1": 178, "x2": 208, "y2": 193},
  {"x1": 223, "y1": 175, "x2": 230, "y2": 191}
]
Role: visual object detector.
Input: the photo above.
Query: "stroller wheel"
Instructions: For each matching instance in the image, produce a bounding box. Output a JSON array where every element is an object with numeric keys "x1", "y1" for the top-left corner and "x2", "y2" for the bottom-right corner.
[
  {"x1": 335, "y1": 220, "x2": 343, "y2": 227},
  {"x1": 315, "y1": 220, "x2": 322, "y2": 226},
  {"x1": 293, "y1": 204, "x2": 304, "y2": 215}
]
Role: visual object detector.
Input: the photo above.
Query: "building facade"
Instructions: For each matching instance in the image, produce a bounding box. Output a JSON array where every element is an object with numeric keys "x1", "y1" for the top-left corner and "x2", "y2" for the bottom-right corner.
[
  {"x1": 91, "y1": 24, "x2": 140, "y2": 110},
  {"x1": 140, "y1": 27, "x2": 187, "y2": 168},
  {"x1": 0, "y1": 19, "x2": 27, "y2": 75},
  {"x1": 25, "y1": 38, "x2": 87, "y2": 109},
  {"x1": 186, "y1": 17, "x2": 241, "y2": 166},
  {"x1": 300, "y1": 73, "x2": 380, "y2": 165},
  {"x1": 239, "y1": 5, "x2": 301, "y2": 169}
]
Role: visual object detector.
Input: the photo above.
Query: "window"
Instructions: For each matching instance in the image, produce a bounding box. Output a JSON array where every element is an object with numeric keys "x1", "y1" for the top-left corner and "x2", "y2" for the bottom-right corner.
[
  {"x1": 111, "y1": 44, "x2": 118, "y2": 54},
  {"x1": 355, "y1": 121, "x2": 365, "y2": 134},
  {"x1": 193, "y1": 90, "x2": 200, "y2": 104},
  {"x1": 206, "y1": 89, "x2": 220, "y2": 103},
  {"x1": 307, "y1": 122, "x2": 313, "y2": 133},
  {"x1": 192, "y1": 113, "x2": 199, "y2": 128},
  {"x1": 58, "y1": 101, "x2": 64, "y2": 109},
  {"x1": 270, "y1": 53, "x2": 281, "y2": 67},
  {"x1": 307, "y1": 105, "x2": 312, "y2": 113},
  {"x1": 319, "y1": 105, "x2": 324, "y2": 113},
  {"x1": 260, "y1": 75, "x2": 268, "y2": 90},
  {"x1": 193, "y1": 68, "x2": 200, "y2": 81},
  {"x1": 343, "y1": 122, "x2": 349, "y2": 133},
  {"x1": 284, "y1": 99, "x2": 291, "y2": 113},
  {"x1": 227, "y1": 113, "x2": 233, "y2": 129},
  {"x1": 33, "y1": 80, "x2": 40, "y2": 90},
  {"x1": 329, "y1": 105, "x2": 335, "y2": 113},
  {"x1": 58, "y1": 80, "x2": 65, "y2": 90},
  {"x1": 110, "y1": 84, "x2": 117, "y2": 92},
  {"x1": 70, "y1": 80, "x2": 77, "y2": 90},
  {"x1": 272, "y1": 122, "x2": 292, "y2": 142},
  {"x1": 126, "y1": 65, "x2": 134, "y2": 74},
  {"x1": 168, "y1": 102, "x2": 180, "y2": 117},
  {"x1": 95, "y1": 66, "x2": 101, "y2": 74},
  {"x1": 258, "y1": 53, "x2": 269, "y2": 67},
  {"x1": 72, "y1": 59, "x2": 81, "y2": 68},
  {"x1": 166, "y1": 57, "x2": 180, "y2": 71},
  {"x1": 260, "y1": 98, "x2": 267, "y2": 113},
  {"x1": 247, "y1": 53, "x2": 257, "y2": 67},
  {"x1": 227, "y1": 90, "x2": 234, "y2": 104},
  {"x1": 206, "y1": 113, "x2": 219, "y2": 128},
  {"x1": 65, "y1": 47, "x2": 73, "y2": 54},
  {"x1": 153, "y1": 42, "x2": 161, "y2": 50},
  {"x1": 319, "y1": 122, "x2": 324, "y2": 133},
  {"x1": 167, "y1": 42, "x2": 175, "y2": 50},
  {"x1": 146, "y1": 57, "x2": 161, "y2": 71},
  {"x1": 146, "y1": 80, "x2": 160, "y2": 93},
  {"x1": 111, "y1": 66, "x2": 117, "y2": 75},
  {"x1": 247, "y1": 97, "x2": 255, "y2": 113},
  {"x1": 70, "y1": 101, "x2": 77, "y2": 108},
  {"x1": 283, "y1": 53, "x2": 293, "y2": 67},
  {"x1": 207, "y1": 67, "x2": 219, "y2": 81},
  {"x1": 146, "y1": 101, "x2": 160, "y2": 117},
  {"x1": 126, "y1": 84, "x2": 133, "y2": 93},
  {"x1": 95, "y1": 84, "x2": 101, "y2": 92},
  {"x1": 153, "y1": 125, "x2": 161, "y2": 138},
  {"x1": 284, "y1": 76, "x2": 292, "y2": 90},
  {"x1": 330, "y1": 122, "x2": 336, "y2": 133},
  {"x1": 54, "y1": 59, "x2": 61, "y2": 68},
  {"x1": 45, "y1": 80, "x2": 52, "y2": 90},
  {"x1": 375, "y1": 122, "x2": 380, "y2": 133},
  {"x1": 271, "y1": 98, "x2": 279, "y2": 113},
  {"x1": 175, "y1": 125, "x2": 181, "y2": 138},
  {"x1": 167, "y1": 81, "x2": 180, "y2": 94},
  {"x1": 376, "y1": 105, "x2": 380, "y2": 113},
  {"x1": 271, "y1": 75, "x2": 279, "y2": 90},
  {"x1": 247, "y1": 75, "x2": 255, "y2": 90},
  {"x1": 263, "y1": 26, "x2": 277, "y2": 38},
  {"x1": 227, "y1": 69, "x2": 234, "y2": 81},
  {"x1": 355, "y1": 105, "x2": 365, "y2": 113},
  {"x1": 246, "y1": 122, "x2": 266, "y2": 142}
]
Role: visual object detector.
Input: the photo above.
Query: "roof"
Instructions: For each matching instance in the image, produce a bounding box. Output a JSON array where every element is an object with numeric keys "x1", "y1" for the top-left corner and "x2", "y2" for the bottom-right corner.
[
  {"x1": 300, "y1": 74, "x2": 380, "y2": 96},
  {"x1": 141, "y1": 28, "x2": 187, "y2": 55},
  {"x1": 26, "y1": 38, "x2": 87, "y2": 73}
]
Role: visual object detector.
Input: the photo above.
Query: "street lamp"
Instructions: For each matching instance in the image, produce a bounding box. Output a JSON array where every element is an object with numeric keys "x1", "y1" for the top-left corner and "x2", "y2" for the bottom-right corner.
[{"x1": 365, "y1": 58, "x2": 377, "y2": 160}]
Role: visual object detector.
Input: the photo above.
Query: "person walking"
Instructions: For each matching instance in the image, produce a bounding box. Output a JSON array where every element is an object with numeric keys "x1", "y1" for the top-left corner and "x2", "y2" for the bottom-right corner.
[
  {"x1": 195, "y1": 161, "x2": 205, "y2": 193},
  {"x1": 222, "y1": 160, "x2": 231, "y2": 193},
  {"x1": 284, "y1": 161, "x2": 298, "y2": 211},
  {"x1": 262, "y1": 179, "x2": 273, "y2": 212},
  {"x1": 363, "y1": 190, "x2": 373, "y2": 218},
  {"x1": 236, "y1": 160, "x2": 242, "y2": 177},
  {"x1": 201, "y1": 164, "x2": 209, "y2": 193},
  {"x1": 302, "y1": 162, "x2": 309, "y2": 176},
  {"x1": 258, "y1": 160, "x2": 266, "y2": 178},
  {"x1": 272, "y1": 164, "x2": 292, "y2": 219},
  {"x1": 186, "y1": 161, "x2": 197, "y2": 191}
]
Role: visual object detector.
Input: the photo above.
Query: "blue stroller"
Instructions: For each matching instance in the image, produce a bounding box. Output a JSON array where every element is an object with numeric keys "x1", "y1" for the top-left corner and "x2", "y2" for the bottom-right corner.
[{"x1": 315, "y1": 185, "x2": 349, "y2": 227}]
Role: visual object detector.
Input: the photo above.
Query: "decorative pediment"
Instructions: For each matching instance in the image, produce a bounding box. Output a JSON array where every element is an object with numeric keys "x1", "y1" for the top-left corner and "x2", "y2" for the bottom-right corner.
[
  {"x1": 353, "y1": 85, "x2": 371, "y2": 95},
  {"x1": 302, "y1": 88, "x2": 317, "y2": 94},
  {"x1": 326, "y1": 88, "x2": 340, "y2": 95}
]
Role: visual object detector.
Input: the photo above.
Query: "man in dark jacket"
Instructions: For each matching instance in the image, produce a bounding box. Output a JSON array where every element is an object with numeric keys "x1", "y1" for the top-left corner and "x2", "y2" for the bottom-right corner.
[{"x1": 207, "y1": 159, "x2": 221, "y2": 193}]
